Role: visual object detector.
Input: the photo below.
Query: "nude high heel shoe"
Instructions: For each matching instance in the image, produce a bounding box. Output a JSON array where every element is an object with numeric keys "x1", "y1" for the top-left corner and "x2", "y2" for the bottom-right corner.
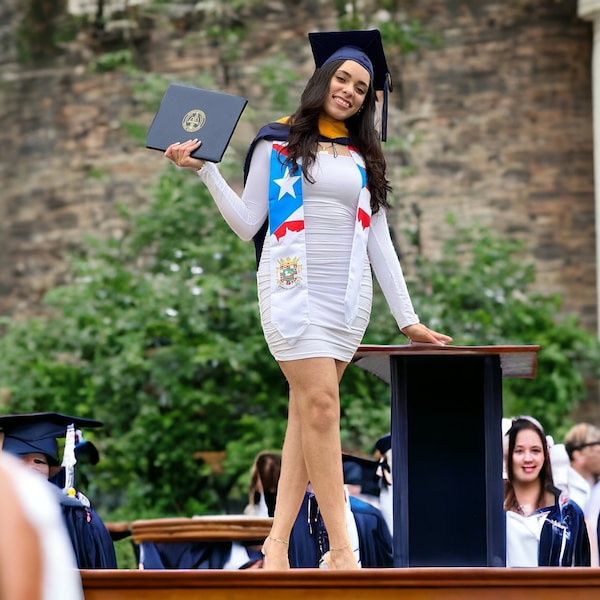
[
  {"x1": 318, "y1": 541, "x2": 359, "y2": 570},
  {"x1": 261, "y1": 536, "x2": 290, "y2": 570}
]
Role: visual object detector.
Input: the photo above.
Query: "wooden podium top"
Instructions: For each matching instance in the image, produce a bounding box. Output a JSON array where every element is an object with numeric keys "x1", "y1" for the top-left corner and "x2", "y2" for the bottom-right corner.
[
  {"x1": 352, "y1": 343, "x2": 540, "y2": 384},
  {"x1": 130, "y1": 515, "x2": 273, "y2": 543}
]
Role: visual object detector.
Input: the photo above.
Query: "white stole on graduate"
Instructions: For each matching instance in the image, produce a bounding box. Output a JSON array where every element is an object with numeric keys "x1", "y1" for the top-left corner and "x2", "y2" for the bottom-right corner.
[{"x1": 268, "y1": 142, "x2": 371, "y2": 341}]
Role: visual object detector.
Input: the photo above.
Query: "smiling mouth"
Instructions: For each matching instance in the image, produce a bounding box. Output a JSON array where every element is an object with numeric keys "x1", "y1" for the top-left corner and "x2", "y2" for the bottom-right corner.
[{"x1": 333, "y1": 96, "x2": 351, "y2": 109}]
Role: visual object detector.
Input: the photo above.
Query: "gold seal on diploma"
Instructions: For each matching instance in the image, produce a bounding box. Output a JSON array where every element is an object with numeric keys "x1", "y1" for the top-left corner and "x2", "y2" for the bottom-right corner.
[{"x1": 182, "y1": 109, "x2": 206, "y2": 132}]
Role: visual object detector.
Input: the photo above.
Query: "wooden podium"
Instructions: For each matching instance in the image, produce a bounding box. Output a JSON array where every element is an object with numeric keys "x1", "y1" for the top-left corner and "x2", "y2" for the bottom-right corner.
[
  {"x1": 352, "y1": 343, "x2": 540, "y2": 568},
  {"x1": 130, "y1": 515, "x2": 273, "y2": 545}
]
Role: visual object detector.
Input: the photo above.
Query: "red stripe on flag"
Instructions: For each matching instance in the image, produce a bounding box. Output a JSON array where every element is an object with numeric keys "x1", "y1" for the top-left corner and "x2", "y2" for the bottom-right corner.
[
  {"x1": 274, "y1": 220, "x2": 305, "y2": 241},
  {"x1": 358, "y1": 208, "x2": 371, "y2": 230}
]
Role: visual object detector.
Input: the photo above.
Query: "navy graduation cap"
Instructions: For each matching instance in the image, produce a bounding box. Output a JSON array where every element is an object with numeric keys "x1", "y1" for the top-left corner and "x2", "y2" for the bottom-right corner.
[
  {"x1": 342, "y1": 452, "x2": 383, "y2": 497},
  {"x1": 308, "y1": 29, "x2": 393, "y2": 140},
  {"x1": 0, "y1": 412, "x2": 103, "y2": 466},
  {"x1": 374, "y1": 433, "x2": 391, "y2": 456}
]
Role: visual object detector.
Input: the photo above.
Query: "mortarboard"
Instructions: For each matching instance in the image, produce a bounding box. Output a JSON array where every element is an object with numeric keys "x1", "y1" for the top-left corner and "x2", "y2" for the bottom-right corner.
[
  {"x1": 343, "y1": 461, "x2": 363, "y2": 485},
  {"x1": 0, "y1": 412, "x2": 103, "y2": 466},
  {"x1": 75, "y1": 432, "x2": 100, "y2": 465},
  {"x1": 308, "y1": 29, "x2": 393, "y2": 141},
  {"x1": 374, "y1": 433, "x2": 391, "y2": 455},
  {"x1": 342, "y1": 452, "x2": 382, "y2": 496}
]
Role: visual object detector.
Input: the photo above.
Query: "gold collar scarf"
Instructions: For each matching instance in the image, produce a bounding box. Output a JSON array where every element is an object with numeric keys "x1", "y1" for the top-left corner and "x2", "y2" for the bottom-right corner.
[{"x1": 276, "y1": 117, "x2": 350, "y2": 142}]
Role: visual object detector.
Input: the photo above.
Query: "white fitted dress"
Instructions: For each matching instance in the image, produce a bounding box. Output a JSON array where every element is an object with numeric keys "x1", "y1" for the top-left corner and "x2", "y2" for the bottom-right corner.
[{"x1": 198, "y1": 139, "x2": 419, "y2": 362}]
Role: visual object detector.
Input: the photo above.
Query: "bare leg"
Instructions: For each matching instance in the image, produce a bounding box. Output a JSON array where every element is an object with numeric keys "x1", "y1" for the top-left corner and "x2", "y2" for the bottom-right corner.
[
  {"x1": 278, "y1": 357, "x2": 359, "y2": 570},
  {"x1": 262, "y1": 388, "x2": 309, "y2": 570}
]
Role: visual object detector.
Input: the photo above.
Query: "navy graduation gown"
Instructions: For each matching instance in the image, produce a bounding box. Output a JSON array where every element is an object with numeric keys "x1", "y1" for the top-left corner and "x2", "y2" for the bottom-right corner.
[
  {"x1": 288, "y1": 491, "x2": 392, "y2": 568},
  {"x1": 138, "y1": 541, "x2": 262, "y2": 570},
  {"x1": 139, "y1": 541, "x2": 232, "y2": 569},
  {"x1": 59, "y1": 495, "x2": 117, "y2": 569},
  {"x1": 538, "y1": 495, "x2": 590, "y2": 567},
  {"x1": 349, "y1": 496, "x2": 393, "y2": 568}
]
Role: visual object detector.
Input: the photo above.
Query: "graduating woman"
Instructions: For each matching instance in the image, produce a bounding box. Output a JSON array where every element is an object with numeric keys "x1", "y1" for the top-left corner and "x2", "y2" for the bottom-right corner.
[
  {"x1": 504, "y1": 416, "x2": 590, "y2": 567},
  {"x1": 165, "y1": 29, "x2": 451, "y2": 570}
]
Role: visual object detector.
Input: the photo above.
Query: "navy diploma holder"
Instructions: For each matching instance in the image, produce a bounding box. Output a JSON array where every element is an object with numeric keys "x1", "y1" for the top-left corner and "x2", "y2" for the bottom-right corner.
[{"x1": 146, "y1": 83, "x2": 248, "y2": 163}]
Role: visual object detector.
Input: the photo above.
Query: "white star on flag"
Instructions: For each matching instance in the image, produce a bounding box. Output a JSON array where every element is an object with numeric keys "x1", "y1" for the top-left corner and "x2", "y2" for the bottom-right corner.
[{"x1": 273, "y1": 167, "x2": 301, "y2": 201}]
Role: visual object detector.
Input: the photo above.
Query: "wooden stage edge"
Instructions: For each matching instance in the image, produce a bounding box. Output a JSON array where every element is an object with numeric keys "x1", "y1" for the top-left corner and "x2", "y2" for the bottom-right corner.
[{"x1": 82, "y1": 567, "x2": 600, "y2": 600}]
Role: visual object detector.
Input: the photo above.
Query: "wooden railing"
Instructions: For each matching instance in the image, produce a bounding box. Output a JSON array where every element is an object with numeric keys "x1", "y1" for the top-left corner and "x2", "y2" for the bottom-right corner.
[
  {"x1": 81, "y1": 567, "x2": 600, "y2": 600},
  {"x1": 130, "y1": 515, "x2": 273, "y2": 544}
]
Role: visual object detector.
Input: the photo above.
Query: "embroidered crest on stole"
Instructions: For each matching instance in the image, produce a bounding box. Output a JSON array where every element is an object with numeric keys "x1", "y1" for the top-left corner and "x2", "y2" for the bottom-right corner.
[{"x1": 276, "y1": 256, "x2": 303, "y2": 288}]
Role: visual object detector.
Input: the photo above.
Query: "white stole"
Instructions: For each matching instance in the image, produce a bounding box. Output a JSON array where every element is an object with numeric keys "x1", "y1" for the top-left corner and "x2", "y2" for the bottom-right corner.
[{"x1": 268, "y1": 142, "x2": 371, "y2": 342}]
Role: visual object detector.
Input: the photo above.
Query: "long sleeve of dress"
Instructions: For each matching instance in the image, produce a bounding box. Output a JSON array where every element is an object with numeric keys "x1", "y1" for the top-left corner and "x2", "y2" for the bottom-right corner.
[
  {"x1": 367, "y1": 209, "x2": 420, "y2": 331},
  {"x1": 197, "y1": 137, "x2": 419, "y2": 342},
  {"x1": 196, "y1": 140, "x2": 271, "y2": 241}
]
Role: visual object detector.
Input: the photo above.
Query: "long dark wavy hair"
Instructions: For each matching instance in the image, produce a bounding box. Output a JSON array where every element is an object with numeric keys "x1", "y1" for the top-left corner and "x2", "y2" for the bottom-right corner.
[
  {"x1": 283, "y1": 59, "x2": 392, "y2": 214},
  {"x1": 503, "y1": 417, "x2": 556, "y2": 513},
  {"x1": 248, "y1": 451, "x2": 281, "y2": 517}
]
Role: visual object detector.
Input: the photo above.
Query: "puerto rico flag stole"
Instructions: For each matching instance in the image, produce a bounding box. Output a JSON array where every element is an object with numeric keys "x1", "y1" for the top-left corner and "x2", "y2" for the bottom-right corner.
[{"x1": 268, "y1": 140, "x2": 371, "y2": 341}]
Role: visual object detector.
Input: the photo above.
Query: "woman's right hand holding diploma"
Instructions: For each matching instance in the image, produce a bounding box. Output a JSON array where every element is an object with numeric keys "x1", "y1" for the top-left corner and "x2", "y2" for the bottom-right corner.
[{"x1": 165, "y1": 139, "x2": 207, "y2": 171}]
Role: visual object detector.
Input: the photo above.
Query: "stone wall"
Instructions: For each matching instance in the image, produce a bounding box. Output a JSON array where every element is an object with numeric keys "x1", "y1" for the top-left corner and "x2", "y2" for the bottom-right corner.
[
  {"x1": 394, "y1": 0, "x2": 596, "y2": 330},
  {"x1": 0, "y1": 0, "x2": 596, "y2": 338}
]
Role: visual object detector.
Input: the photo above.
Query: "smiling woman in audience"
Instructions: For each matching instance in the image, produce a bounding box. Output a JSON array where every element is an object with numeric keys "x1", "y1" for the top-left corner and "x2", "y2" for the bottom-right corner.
[{"x1": 504, "y1": 416, "x2": 590, "y2": 567}]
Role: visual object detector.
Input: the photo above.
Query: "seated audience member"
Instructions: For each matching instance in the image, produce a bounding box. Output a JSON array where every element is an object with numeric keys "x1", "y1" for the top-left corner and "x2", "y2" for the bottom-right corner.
[
  {"x1": 243, "y1": 451, "x2": 281, "y2": 518},
  {"x1": 563, "y1": 424, "x2": 600, "y2": 514},
  {"x1": 562, "y1": 422, "x2": 600, "y2": 565},
  {"x1": 0, "y1": 411, "x2": 117, "y2": 569},
  {"x1": 288, "y1": 484, "x2": 360, "y2": 569},
  {"x1": 0, "y1": 453, "x2": 83, "y2": 600},
  {"x1": 287, "y1": 452, "x2": 392, "y2": 569},
  {"x1": 342, "y1": 456, "x2": 393, "y2": 567},
  {"x1": 372, "y1": 433, "x2": 393, "y2": 535},
  {"x1": 504, "y1": 416, "x2": 590, "y2": 567}
]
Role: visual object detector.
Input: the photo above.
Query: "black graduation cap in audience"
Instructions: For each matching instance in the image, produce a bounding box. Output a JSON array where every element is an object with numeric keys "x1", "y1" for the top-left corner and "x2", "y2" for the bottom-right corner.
[
  {"x1": 374, "y1": 433, "x2": 391, "y2": 456},
  {"x1": 308, "y1": 29, "x2": 393, "y2": 140},
  {"x1": 0, "y1": 412, "x2": 103, "y2": 466},
  {"x1": 342, "y1": 452, "x2": 383, "y2": 497}
]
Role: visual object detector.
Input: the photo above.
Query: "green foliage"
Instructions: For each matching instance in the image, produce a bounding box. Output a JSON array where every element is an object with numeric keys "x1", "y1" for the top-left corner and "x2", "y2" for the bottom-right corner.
[
  {"x1": 89, "y1": 49, "x2": 135, "y2": 73},
  {"x1": 401, "y1": 214, "x2": 600, "y2": 439},
  {"x1": 0, "y1": 164, "x2": 287, "y2": 520},
  {"x1": 378, "y1": 19, "x2": 442, "y2": 54},
  {"x1": 0, "y1": 146, "x2": 390, "y2": 523},
  {"x1": 131, "y1": 72, "x2": 181, "y2": 111},
  {"x1": 0, "y1": 176, "x2": 598, "y2": 525},
  {"x1": 205, "y1": 26, "x2": 245, "y2": 62},
  {"x1": 119, "y1": 122, "x2": 149, "y2": 146},
  {"x1": 334, "y1": 1, "x2": 442, "y2": 54},
  {"x1": 256, "y1": 55, "x2": 301, "y2": 111}
]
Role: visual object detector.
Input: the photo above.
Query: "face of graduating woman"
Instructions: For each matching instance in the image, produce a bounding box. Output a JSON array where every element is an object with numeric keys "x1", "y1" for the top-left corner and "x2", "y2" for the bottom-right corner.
[
  {"x1": 512, "y1": 428, "x2": 546, "y2": 484},
  {"x1": 322, "y1": 59, "x2": 370, "y2": 122}
]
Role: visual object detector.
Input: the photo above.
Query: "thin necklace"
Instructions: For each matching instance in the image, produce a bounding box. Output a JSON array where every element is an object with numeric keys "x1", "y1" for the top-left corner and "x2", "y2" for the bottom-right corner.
[{"x1": 318, "y1": 141, "x2": 338, "y2": 157}]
